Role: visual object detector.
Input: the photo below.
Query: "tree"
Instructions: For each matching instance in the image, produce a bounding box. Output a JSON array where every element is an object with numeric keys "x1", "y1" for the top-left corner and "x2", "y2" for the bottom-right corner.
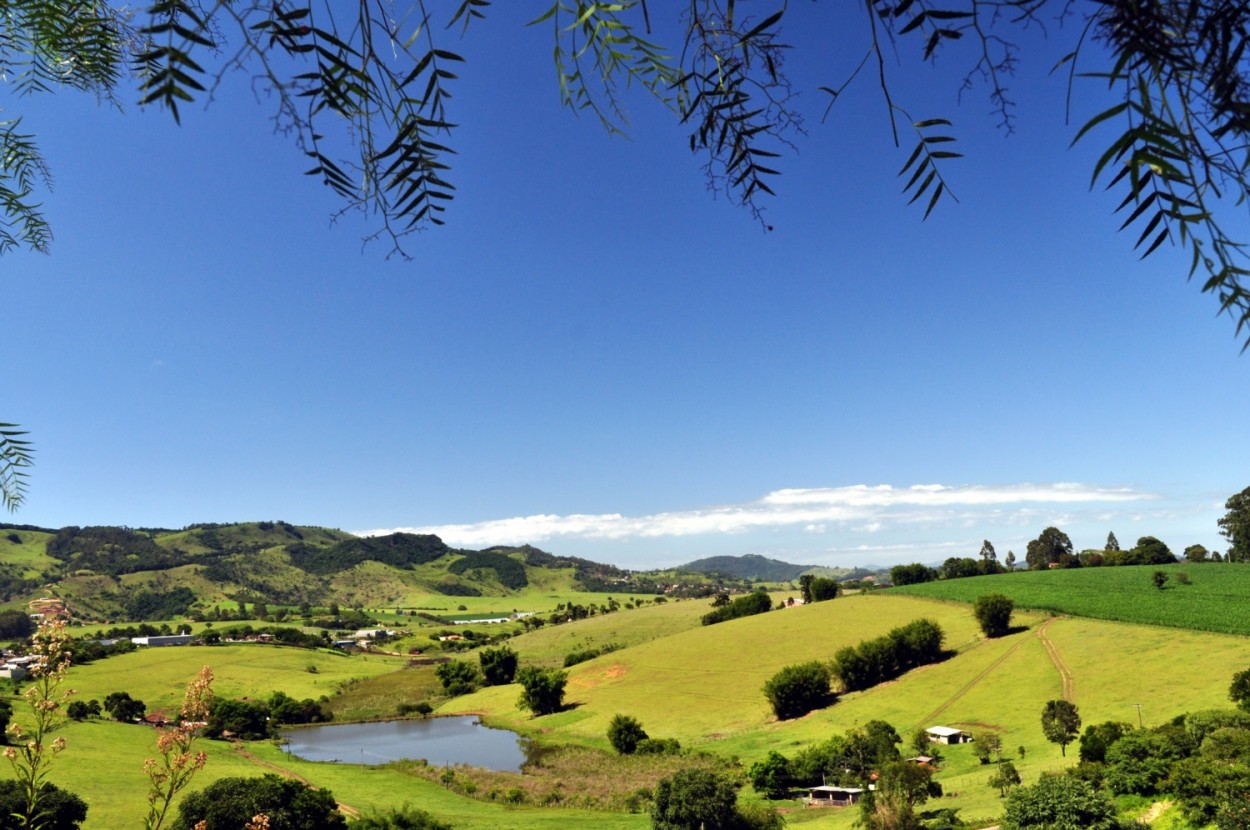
[
  {"x1": 1106, "y1": 532, "x2": 1121, "y2": 552},
  {"x1": 798, "y1": 574, "x2": 814, "y2": 604},
  {"x1": 206, "y1": 698, "x2": 271, "y2": 740},
  {"x1": 1041, "y1": 699, "x2": 1081, "y2": 756},
  {"x1": 478, "y1": 646, "x2": 518, "y2": 687},
  {"x1": 1152, "y1": 570, "x2": 1169, "y2": 590},
  {"x1": 1026, "y1": 527, "x2": 1074, "y2": 570},
  {"x1": 1221, "y1": 486, "x2": 1250, "y2": 563},
  {"x1": 0, "y1": 609, "x2": 34, "y2": 640},
  {"x1": 979, "y1": 540, "x2": 997, "y2": 563},
  {"x1": 808, "y1": 577, "x2": 841, "y2": 602},
  {"x1": 889, "y1": 563, "x2": 938, "y2": 586},
  {"x1": 650, "y1": 768, "x2": 739, "y2": 830},
  {"x1": 1104, "y1": 728, "x2": 1191, "y2": 796},
  {"x1": 940, "y1": 557, "x2": 980, "y2": 580},
  {"x1": 1005, "y1": 551, "x2": 1016, "y2": 571},
  {"x1": 1001, "y1": 774, "x2": 1123, "y2": 830},
  {"x1": 1231, "y1": 667, "x2": 1250, "y2": 711},
  {"x1": 973, "y1": 594, "x2": 1015, "y2": 638},
  {"x1": 515, "y1": 666, "x2": 567, "y2": 716},
  {"x1": 763, "y1": 661, "x2": 832, "y2": 720},
  {"x1": 1079, "y1": 721, "x2": 1133, "y2": 764},
  {"x1": 103, "y1": 691, "x2": 146, "y2": 723},
  {"x1": 987, "y1": 761, "x2": 1021, "y2": 798},
  {"x1": 748, "y1": 751, "x2": 793, "y2": 799},
  {"x1": 434, "y1": 660, "x2": 481, "y2": 696},
  {"x1": 972, "y1": 730, "x2": 1004, "y2": 765},
  {"x1": 1184, "y1": 544, "x2": 1210, "y2": 563},
  {"x1": 0, "y1": 781, "x2": 87, "y2": 830},
  {"x1": 65, "y1": 700, "x2": 100, "y2": 721},
  {"x1": 1133, "y1": 536, "x2": 1175, "y2": 565},
  {"x1": 173, "y1": 774, "x2": 346, "y2": 830},
  {"x1": 607, "y1": 714, "x2": 649, "y2": 755}
]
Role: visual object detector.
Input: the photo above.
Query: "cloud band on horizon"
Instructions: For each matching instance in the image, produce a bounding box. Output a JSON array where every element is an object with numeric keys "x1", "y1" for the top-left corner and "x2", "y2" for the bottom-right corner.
[{"x1": 355, "y1": 482, "x2": 1156, "y2": 548}]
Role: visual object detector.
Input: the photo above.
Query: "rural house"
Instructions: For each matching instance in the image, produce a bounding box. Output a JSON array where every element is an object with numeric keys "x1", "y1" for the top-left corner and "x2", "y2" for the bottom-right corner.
[{"x1": 925, "y1": 725, "x2": 973, "y2": 745}]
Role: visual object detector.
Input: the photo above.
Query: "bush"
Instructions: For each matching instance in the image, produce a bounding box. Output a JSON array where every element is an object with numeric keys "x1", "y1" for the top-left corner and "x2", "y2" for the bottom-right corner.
[
  {"x1": 0, "y1": 780, "x2": 88, "y2": 830},
  {"x1": 435, "y1": 660, "x2": 481, "y2": 696},
  {"x1": 973, "y1": 593, "x2": 1015, "y2": 638},
  {"x1": 350, "y1": 805, "x2": 452, "y2": 830},
  {"x1": 608, "y1": 713, "x2": 649, "y2": 754},
  {"x1": 516, "y1": 666, "x2": 567, "y2": 716},
  {"x1": 763, "y1": 661, "x2": 832, "y2": 720},
  {"x1": 173, "y1": 774, "x2": 346, "y2": 830},
  {"x1": 651, "y1": 768, "x2": 739, "y2": 830},
  {"x1": 636, "y1": 737, "x2": 683, "y2": 755},
  {"x1": 478, "y1": 646, "x2": 518, "y2": 686}
]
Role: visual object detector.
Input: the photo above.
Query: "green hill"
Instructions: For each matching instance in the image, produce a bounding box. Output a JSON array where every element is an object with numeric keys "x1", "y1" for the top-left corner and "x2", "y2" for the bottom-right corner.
[{"x1": 0, "y1": 522, "x2": 682, "y2": 622}]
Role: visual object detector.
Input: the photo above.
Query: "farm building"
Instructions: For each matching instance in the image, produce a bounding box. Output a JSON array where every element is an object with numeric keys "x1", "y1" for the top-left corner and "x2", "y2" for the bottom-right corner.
[
  {"x1": 806, "y1": 786, "x2": 865, "y2": 807},
  {"x1": 131, "y1": 634, "x2": 196, "y2": 647},
  {"x1": 926, "y1": 725, "x2": 973, "y2": 744}
]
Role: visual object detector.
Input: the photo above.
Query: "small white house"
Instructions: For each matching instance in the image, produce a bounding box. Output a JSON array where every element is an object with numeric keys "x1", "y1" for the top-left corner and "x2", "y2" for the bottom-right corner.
[{"x1": 926, "y1": 725, "x2": 973, "y2": 745}]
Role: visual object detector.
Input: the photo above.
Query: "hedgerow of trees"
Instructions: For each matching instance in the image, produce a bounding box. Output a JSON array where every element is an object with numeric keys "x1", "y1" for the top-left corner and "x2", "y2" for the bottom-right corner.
[
  {"x1": 701, "y1": 590, "x2": 772, "y2": 626},
  {"x1": 831, "y1": 619, "x2": 945, "y2": 692}
]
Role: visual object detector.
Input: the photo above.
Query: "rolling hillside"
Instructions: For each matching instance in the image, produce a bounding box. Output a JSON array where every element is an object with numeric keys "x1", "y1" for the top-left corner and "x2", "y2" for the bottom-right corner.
[{"x1": 0, "y1": 521, "x2": 662, "y2": 620}]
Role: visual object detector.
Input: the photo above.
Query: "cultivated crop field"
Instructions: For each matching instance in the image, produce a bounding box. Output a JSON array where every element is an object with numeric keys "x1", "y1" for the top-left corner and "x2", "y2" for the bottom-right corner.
[{"x1": 891, "y1": 563, "x2": 1250, "y2": 635}]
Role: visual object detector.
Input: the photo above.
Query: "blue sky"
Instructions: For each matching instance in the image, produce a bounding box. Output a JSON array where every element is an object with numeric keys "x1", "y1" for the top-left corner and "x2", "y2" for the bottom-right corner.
[{"x1": 5, "y1": 3, "x2": 1248, "y2": 570}]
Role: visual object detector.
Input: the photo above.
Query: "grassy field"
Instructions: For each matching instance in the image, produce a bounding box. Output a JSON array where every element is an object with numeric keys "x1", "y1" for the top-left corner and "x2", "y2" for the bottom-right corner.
[
  {"x1": 891, "y1": 563, "x2": 1250, "y2": 635},
  {"x1": 0, "y1": 527, "x2": 57, "y2": 577},
  {"x1": 63, "y1": 645, "x2": 408, "y2": 713}
]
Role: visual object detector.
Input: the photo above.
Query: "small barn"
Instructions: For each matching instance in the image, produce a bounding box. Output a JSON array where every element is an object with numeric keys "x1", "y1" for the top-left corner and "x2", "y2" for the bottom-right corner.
[
  {"x1": 806, "y1": 786, "x2": 865, "y2": 807},
  {"x1": 926, "y1": 725, "x2": 973, "y2": 745}
]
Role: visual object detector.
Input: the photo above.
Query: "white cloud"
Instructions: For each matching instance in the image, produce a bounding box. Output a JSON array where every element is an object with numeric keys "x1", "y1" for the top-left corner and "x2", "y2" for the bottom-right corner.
[{"x1": 356, "y1": 482, "x2": 1159, "y2": 548}]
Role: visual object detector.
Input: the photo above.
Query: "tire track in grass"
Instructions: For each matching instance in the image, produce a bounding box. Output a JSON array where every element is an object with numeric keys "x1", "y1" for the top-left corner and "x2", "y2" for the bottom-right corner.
[
  {"x1": 1036, "y1": 617, "x2": 1075, "y2": 702},
  {"x1": 918, "y1": 630, "x2": 1032, "y2": 727}
]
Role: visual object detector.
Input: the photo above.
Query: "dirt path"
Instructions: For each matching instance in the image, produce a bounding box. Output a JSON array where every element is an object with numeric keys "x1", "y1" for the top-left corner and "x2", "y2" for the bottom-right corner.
[
  {"x1": 1036, "y1": 617, "x2": 1075, "y2": 702},
  {"x1": 233, "y1": 745, "x2": 361, "y2": 818},
  {"x1": 919, "y1": 631, "x2": 1032, "y2": 726},
  {"x1": 1140, "y1": 800, "x2": 1172, "y2": 824}
]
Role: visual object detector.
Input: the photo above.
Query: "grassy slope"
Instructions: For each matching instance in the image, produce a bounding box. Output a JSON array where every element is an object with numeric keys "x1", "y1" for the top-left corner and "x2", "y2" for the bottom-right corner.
[
  {"x1": 447, "y1": 592, "x2": 1250, "y2": 829},
  {"x1": 0, "y1": 529, "x2": 56, "y2": 577},
  {"x1": 63, "y1": 645, "x2": 408, "y2": 712},
  {"x1": 892, "y1": 563, "x2": 1250, "y2": 635}
]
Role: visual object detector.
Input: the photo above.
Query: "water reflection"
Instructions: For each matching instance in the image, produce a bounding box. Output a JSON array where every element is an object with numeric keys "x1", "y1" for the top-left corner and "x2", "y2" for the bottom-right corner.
[{"x1": 280, "y1": 716, "x2": 528, "y2": 771}]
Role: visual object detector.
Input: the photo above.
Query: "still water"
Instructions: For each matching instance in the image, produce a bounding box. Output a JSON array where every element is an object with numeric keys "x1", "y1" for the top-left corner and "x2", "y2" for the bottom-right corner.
[{"x1": 280, "y1": 716, "x2": 528, "y2": 771}]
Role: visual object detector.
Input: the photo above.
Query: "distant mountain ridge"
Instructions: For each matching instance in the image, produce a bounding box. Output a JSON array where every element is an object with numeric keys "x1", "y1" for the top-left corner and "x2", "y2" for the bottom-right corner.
[
  {"x1": 680, "y1": 553, "x2": 881, "y2": 582},
  {"x1": 680, "y1": 554, "x2": 813, "y2": 581}
]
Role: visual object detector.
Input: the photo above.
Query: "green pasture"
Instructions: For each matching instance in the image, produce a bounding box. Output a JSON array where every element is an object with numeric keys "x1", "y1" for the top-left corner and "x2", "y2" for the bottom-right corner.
[
  {"x1": 892, "y1": 563, "x2": 1250, "y2": 635},
  {"x1": 491, "y1": 595, "x2": 710, "y2": 666},
  {"x1": 0, "y1": 528, "x2": 56, "y2": 577},
  {"x1": 449, "y1": 594, "x2": 988, "y2": 747},
  {"x1": 62, "y1": 644, "x2": 406, "y2": 712}
]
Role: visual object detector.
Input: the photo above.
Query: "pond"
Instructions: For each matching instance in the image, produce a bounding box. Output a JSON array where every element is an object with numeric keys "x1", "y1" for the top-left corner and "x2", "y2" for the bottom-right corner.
[{"x1": 280, "y1": 716, "x2": 529, "y2": 771}]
